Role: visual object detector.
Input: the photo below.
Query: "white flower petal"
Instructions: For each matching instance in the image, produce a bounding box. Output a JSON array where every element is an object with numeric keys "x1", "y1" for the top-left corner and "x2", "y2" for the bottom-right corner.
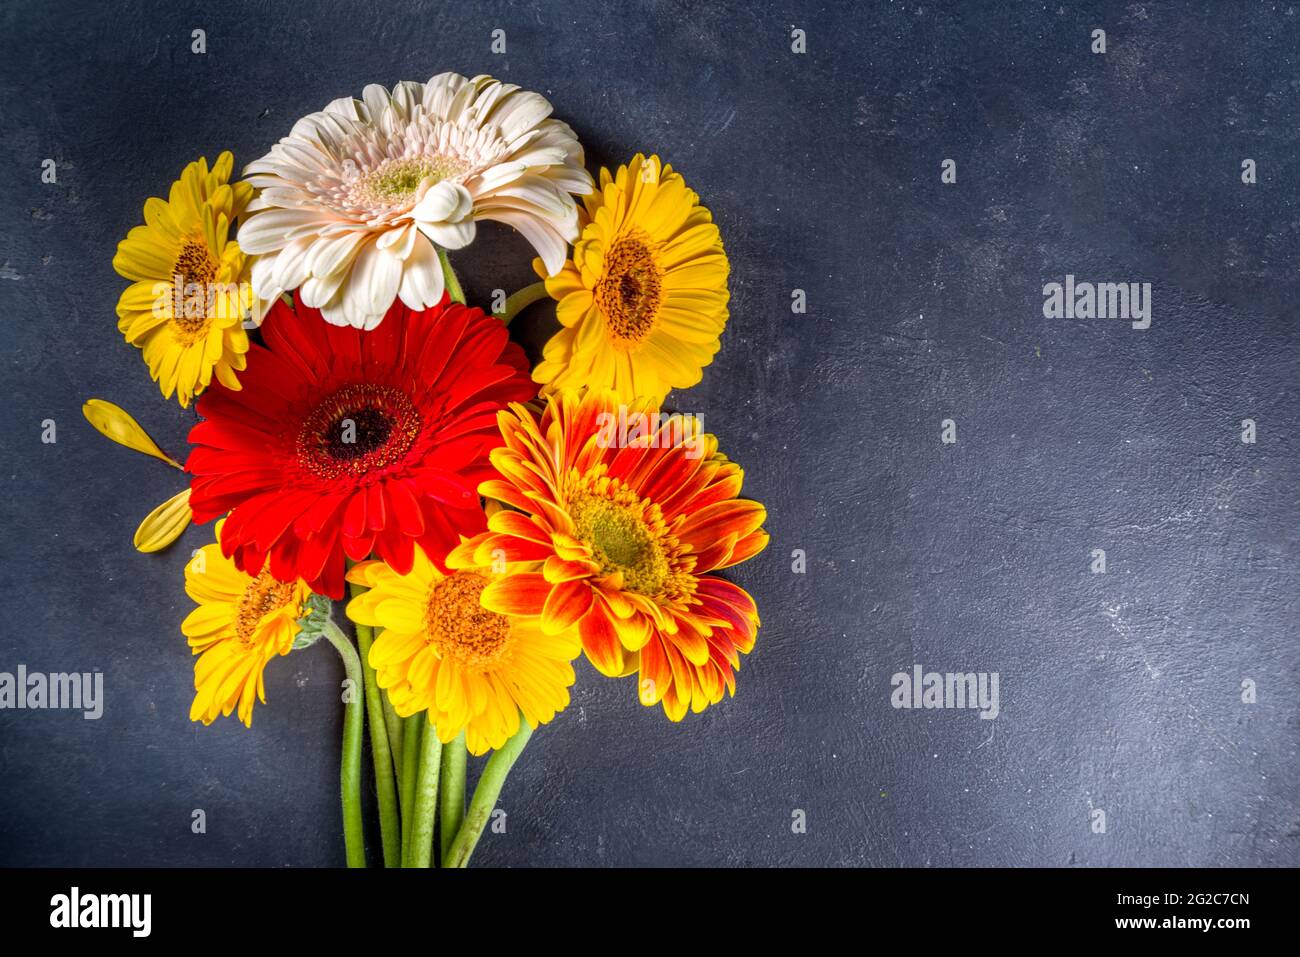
[
  {"x1": 360, "y1": 83, "x2": 393, "y2": 125},
  {"x1": 376, "y1": 222, "x2": 417, "y2": 259},
  {"x1": 390, "y1": 81, "x2": 424, "y2": 123},
  {"x1": 477, "y1": 207, "x2": 570, "y2": 276},
  {"x1": 344, "y1": 239, "x2": 402, "y2": 328},
  {"x1": 422, "y1": 72, "x2": 469, "y2": 114},
  {"x1": 396, "y1": 234, "x2": 445, "y2": 310},
  {"x1": 416, "y1": 219, "x2": 476, "y2": 250},
  {"x1": 485, "y1": 175, "x2": 574, "y2": 218},
  {"x1": 489, "y1": 91, "x2": 553, "y2": 142},
  {"x1": 472, "y1": 161, "x2": 530, "y2": 193},
  {"x1": 318, "y1": 296, "x2": 354, "y2": 327},
  {"x1": 322, "y1": 96, "x2": 364, "y2": 121},
  {"x1": 250, "y1": 254, "x2": 280, "y2": 300},
  {"x1": 411, "y1": 182, "x2": 472, "y2": 223},
  {"x1": 305, "y1": 232, "x2": 367, "y2": 278},
  {"x1": 299, "y1": 270, "x2": 347, "y2": 310},
  {"x1": 269, "y1": 236, "x2": 316, "y2": 292},
  {"x1": 237, "y1": 207, "x2": 328, "y2": 254}
]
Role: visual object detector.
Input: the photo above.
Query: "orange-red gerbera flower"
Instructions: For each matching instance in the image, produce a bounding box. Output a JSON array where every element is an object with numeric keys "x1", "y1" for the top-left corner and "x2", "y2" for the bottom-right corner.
[
  {"x1": 447, "y1": 390, "x2": 767, "y2": 720},
  {"x1": 186, "y1": 292, "x2": 535, "y2": 598}
]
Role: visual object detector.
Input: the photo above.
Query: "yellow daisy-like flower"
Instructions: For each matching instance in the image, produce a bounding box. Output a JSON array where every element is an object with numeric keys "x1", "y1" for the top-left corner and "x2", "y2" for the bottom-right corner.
[
  {"x1": 346, "y1": 547, "x2": 580, "y2": 756},
  {"x1": 113, "y1": 152, "x2": 254, "y2": 407},
  {"x1": 532, "y1": 153, "x2": 730, "y2": 403},
  {"x1": 183, "y1": 519, "x2": 311, "y2": 727}
]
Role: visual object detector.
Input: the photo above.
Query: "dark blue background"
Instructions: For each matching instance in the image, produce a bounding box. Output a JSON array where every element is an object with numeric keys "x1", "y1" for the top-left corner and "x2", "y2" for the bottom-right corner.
[{"x1": 0, "y1": 0, "x2": 1296, "y2": 866}]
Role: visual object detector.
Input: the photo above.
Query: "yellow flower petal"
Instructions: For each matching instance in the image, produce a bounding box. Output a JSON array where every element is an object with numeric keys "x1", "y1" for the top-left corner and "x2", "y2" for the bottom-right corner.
[
  {"x1": 82, "y1": 399, "x2": 183, "y2": 468},
  {"x1": 134, "y1": 487, "x2": 192, "y2": 552}
]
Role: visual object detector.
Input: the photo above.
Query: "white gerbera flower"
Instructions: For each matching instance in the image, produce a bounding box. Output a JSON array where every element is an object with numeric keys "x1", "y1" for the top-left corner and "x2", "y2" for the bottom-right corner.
[{"x1": 238, "y1": 73, "x2": 592, "y2": 329}]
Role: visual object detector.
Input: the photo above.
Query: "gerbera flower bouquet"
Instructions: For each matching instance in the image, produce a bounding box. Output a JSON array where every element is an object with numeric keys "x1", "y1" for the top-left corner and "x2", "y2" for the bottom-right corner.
[{"x1": 91, "y1": 72, "x2": 767, "y2": 867}]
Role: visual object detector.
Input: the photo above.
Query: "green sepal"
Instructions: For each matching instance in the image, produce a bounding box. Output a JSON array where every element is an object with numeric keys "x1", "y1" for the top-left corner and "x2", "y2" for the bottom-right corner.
[{"x1": 293, "y1": 593, "x2": 334, "y2": 650}]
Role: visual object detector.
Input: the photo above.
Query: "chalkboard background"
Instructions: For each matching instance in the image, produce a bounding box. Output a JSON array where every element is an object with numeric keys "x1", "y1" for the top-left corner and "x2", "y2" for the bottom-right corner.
[{"x1": 0, "y1": 0, "x2": 1295, "y2": 867}]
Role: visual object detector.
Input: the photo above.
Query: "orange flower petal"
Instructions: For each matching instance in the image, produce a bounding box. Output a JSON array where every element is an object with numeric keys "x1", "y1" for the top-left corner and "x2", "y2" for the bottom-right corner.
[
  {"x1": 579, "y1": 607, "x2": 625, "y2": 676},
  {"x1": 543, "y1": 554, "x2": 596, "y2": 583},
  {"x1": 480, "y1": 572, "x2": 550, "y2": 617},
  {"x1": 488, "y1": 508, "x2": 552, "y2": 544},
  {"x1": 540, "y1": 578, "x2": 592, "y2": 635}
]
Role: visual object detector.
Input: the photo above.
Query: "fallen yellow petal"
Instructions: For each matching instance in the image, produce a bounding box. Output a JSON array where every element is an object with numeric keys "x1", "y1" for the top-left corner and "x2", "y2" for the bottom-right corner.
[
  {"x1": 83, "y1": 398, "x2": 183, "y2": 469},
  {"x1": 134, "y1": 487, "x2": 192, "y2": 552}
]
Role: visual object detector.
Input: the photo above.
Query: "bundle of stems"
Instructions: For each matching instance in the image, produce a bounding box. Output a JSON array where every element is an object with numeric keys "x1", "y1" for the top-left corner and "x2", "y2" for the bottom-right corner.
[
  {"x1": 319, "y1": 252, "x2": 536, "y2": 869},
  {"x1": 322, "y1": 607, "x2": 530, "y2": 868}
]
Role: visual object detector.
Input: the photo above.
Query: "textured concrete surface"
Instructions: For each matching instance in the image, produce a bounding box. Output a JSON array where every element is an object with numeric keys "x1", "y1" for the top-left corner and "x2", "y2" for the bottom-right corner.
[{"x1": 0, "y1": 0, "x2": 1296, "y2": 866}]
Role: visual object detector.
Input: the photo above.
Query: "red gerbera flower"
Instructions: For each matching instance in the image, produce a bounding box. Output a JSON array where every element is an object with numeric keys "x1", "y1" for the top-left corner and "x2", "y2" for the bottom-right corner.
[{"x1": 186, "y1": 292, "x2": 536, "y2": 598}]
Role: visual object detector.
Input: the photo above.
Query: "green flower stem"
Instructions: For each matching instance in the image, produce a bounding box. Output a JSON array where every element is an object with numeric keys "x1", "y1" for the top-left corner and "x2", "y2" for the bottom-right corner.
[
  {"x1": 321, "y1": 618, "x2": 366, "y2": 868},
  {"x1": 498, "y1": 281, "x2": 549, "y2": 326},
  {"x1": 443, "y1": 721, "x2": 533, "y2": 868},
  {"x1": 439, "y1": 732, "x2": 467, "y2": 862},
  {"x1": 350, "y1": 617, "x2": 399, "y2": 868},
  {"x1": 346, "y1": 577, "x2": 403, "y2": 770},
  {"x1": 438, "y1": 248, "x2": 465, "y2": 305},
  {"x1": 399, "y1": 715, "x2": 422, "y2": 865},
  {"x1": 378, "y1": 690, "x2": 402, "y2": 769},
  {"x1": 408, "y1": 722, "x2": 443, "y2": 868}
]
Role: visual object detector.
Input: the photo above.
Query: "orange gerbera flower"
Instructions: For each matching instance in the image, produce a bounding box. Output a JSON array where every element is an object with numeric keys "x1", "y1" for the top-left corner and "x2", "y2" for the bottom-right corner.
[{"x1": 447, "y1": 390, "x2": 768, "y2": 720}]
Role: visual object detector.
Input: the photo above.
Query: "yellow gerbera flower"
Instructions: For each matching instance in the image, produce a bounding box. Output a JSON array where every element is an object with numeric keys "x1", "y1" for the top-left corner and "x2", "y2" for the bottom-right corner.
[
  {"x1": 532, "y1": 154, "x2": 730, "y2": 402},
  {"x1": 113, "y1": 152, "x2": 254, "y2": 407},
  {"x1": 183, "y1": 519, "x2": 311, "y2": 727},
  {"x1": 346, "y1": 547, "x2": 580, "y2": 756}
]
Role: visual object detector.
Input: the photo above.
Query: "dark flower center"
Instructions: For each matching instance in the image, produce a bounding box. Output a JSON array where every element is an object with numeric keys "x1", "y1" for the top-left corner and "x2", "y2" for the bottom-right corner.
[
  {"x1": 171, "y1": 237, "x2": 221, "y2": 337},
  {"x1": 596, "y1": 233, "x2": 662, "y2": 344},
  {"x1": 175, "y1": 237, "x2": 217, "y2": 289},
  {"x1": 296, "y1": 384, "x2": 421, "y2": 481},
  {"x1": 323, "y1": 407, "x2": 393, "y2": 460},
  {"x1": 235, "y1": 570, "x2": 296, "y2": 643}
]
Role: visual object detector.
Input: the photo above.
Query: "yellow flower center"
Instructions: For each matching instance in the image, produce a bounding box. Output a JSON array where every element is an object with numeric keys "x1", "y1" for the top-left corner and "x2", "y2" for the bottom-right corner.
[
  {"x1": 296, "y1": 384, "x2": 421, "y2": 482},
  {"x1": 570, "y1": 487, "x2": 670, "y2": 595},
  {"x1": 595, "y1": 233, "x2": 663, "y2": 344},
  {"x1": 425, "y1": 572, "x2": 514, "y2": 669},
  {"x1": 170, "y1": 237, "x2": 220, "y2": 339},
  {"x1": 235, "y1": 571, "x2": 296, "y2": 644},
  {"x1": 362, "y1": 156, "x2": 468, "y2": 205}
]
